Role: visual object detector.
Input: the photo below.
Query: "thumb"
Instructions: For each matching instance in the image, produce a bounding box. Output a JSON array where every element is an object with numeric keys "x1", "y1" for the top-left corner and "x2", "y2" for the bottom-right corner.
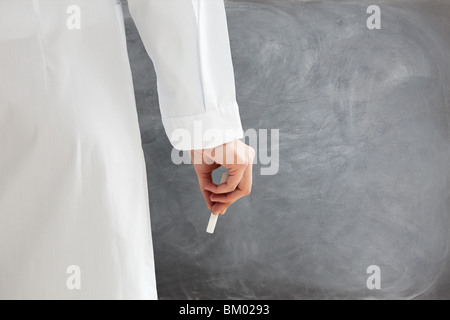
[{"x1": 195, "y1": 171, "x2": 214, "y2": 210}]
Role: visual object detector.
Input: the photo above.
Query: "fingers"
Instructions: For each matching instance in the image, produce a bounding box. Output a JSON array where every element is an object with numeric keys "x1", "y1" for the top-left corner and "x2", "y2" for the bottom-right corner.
[
  {"x1": 210, "y1": 189, "x2": 246, "y2": 203},
  {"x1": 210, "y1": 159, "x2": 253, "y2": 202},
  {"x1": 192, "y1": 140, "x2": 255, "y2": 215},
  {"x1": 209, "y1": 161, "x2": 254, "y2": 215},
  {"x1": 204, "y1": 165, "x2": 246, "y2": 194},
  {"x1": 196, "y1": 171, "x2": 214, "y2": 210},
  {"x1": 211, "y1": 202, "x2": 230, "y2": 215},
  {"x1": 191, "y1": 149, "x2": 221, "y2": 210},
  {"x1": 201, "y1": 189, "x2": 214, "y2": 210}
]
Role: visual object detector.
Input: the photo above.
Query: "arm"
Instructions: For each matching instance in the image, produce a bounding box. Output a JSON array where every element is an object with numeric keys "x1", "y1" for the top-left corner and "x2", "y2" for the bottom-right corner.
[
  {"x1": 128, "y1": 0, "x2": 244, "y2": 150},
  {"x1": 128, "y1": 0, "x2": 254, "y2": 214}
]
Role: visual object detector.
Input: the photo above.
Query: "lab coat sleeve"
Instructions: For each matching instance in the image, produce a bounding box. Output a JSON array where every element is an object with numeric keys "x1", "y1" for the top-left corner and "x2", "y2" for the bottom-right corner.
[{"x1": 128, "y1": 0, "x2": 244, "y2": 150}]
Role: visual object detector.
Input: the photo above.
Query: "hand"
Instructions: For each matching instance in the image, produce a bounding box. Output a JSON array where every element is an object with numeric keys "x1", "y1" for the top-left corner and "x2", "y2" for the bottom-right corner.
[{"x1": 190, "y1": 140, "x2": 255, "y2": 215}]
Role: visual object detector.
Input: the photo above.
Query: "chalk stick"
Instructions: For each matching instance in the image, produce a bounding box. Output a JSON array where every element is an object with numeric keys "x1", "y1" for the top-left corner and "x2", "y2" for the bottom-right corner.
[{"x1": 206, "y1": 172, "x2": 229, "y2": 234}]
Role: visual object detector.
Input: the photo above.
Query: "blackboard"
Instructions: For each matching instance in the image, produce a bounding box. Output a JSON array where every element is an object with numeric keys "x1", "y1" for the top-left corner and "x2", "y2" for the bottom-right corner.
[{"x1": 125, "y1": 0, "x2": 450, "y2": 299}]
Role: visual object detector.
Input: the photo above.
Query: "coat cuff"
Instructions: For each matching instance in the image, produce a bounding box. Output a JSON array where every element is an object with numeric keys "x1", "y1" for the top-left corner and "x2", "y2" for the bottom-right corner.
[{"x1": 162, "y1": 102, "x2": 244, "y2": 151}]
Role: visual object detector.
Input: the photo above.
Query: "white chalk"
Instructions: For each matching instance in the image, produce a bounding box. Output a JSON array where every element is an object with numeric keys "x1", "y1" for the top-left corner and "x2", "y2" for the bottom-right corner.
[
  {"x1": 206, "y1": 213, "x2": 219, "y2": 234},
  {"x1": 206, "y1": 172, "x2": 229, "y2": 234}
]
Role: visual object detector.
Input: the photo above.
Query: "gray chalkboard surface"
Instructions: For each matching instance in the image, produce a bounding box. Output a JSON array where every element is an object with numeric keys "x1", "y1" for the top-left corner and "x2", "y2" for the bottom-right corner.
[{"x1": 124, "y1": 0, "x2": 450, "y2": 299}]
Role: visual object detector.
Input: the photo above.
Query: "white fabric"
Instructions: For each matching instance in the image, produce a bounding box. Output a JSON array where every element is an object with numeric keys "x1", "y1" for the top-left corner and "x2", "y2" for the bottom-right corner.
[{"x1": 0, "y1": 0, "x2": 243, "y2": 299}]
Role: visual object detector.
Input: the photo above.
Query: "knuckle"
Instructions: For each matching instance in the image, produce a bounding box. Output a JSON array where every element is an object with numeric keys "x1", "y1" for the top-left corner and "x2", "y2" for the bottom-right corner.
[
  {"x1": 223, "y1": 184, "x2": 236, "y2": 193},
  {"x1": 234, "y1": 156, "x2": 248, "y2": 166},
  {"x1": 249, "y1": 146, "x2": 256, "y2": 158},
  {"x1": 248, "y1": 146, "x2": 256, "y2": 161}
]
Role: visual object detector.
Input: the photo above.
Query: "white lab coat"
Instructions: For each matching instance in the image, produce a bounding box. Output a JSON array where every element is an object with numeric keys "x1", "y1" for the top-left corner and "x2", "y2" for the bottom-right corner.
[{"x1": 0, "y1": 0, "x2": 243, "y2": 299}]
